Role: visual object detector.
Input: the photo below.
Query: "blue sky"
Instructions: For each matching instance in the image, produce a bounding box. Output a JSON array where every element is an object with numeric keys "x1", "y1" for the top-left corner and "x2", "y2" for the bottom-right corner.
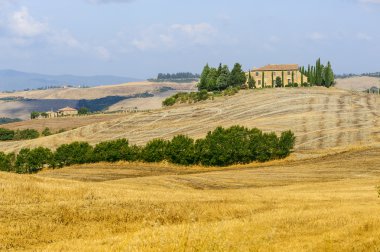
[{"x1": 0, "y1": 0, "x2": 379, "y2": 78}]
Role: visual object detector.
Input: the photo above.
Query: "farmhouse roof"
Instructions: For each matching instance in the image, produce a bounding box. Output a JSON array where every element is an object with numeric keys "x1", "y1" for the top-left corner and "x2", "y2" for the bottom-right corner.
[
  {"x1": 254, "y1": 64, "x2": 299, "y2": 71},
  {"x1": 58, "y1": 107, "x2": 77, "y2": 112}
]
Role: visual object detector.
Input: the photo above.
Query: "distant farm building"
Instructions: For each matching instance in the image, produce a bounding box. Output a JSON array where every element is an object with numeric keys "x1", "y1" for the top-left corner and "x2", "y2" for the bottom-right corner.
[
  {"x1": 41, "y1": 107, "x2": 78, "y2": 119},
  {"x1": 58, "y1": 107, "x2": 78, "y2": 117},
  {"x1": 248, "y1": 64, "x2": 307, "y2": 88}
]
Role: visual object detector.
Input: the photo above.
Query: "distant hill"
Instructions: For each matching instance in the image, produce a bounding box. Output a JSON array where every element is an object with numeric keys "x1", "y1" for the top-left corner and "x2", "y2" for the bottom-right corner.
[{"x1": 0, "y1": 69, "x2": 141, "y2": 91}]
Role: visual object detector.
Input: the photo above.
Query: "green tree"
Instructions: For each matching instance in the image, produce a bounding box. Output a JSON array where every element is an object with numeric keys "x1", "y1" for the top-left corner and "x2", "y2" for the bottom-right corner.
[
  {"x1": 277, "y1": 130, "x2": 296, "y2": 158},
  {"x1": 14, "y1": 129, "x2": 39, "y2": 140},
  {"x1": 141, "y1": 139, "x2": 169, "y2": 163},
  {"x1": 31, "y1": 111, "x2": 40, "y2": 119},
  {"x1": 206, "y1": 68, "x2": 218, "y2": 91},
  {"x1": 93, "y1": 139, "x2": 133, "y2": 162},
  {"x1": 0, "y1": 152, "x2": 13, "y2": 172},
  {"x1": 0, "y1": 128, "x2": 15, "y2": 141},
  {"x1": 198, "y1": 64, "x2": 210, "y2": 90},
  {"x1": 229, "y1": 63, "x2": 247, "y2": 87},
  {"x1": 247, "y1": 71, "x2": 256, "y2": 89},
  {"x1": 78, "y1": 107, "x2": 89, "y2": 115},
  {"x1": 282, "y1": 71, "x2": 284, "y2": 87},
  {"x1": 323, "y1": 61, "x2": 334, "y2": 88},
  {"x1": 261, "y1": 72, "x2": 265, "y2": 88},
  {"x1": 271, "y1": 72, "x2": 274, "y2": 88},
  {"x1": 15, "y1": 147, "x2": 53, "y2": 173},
  {"x1": 42, "y1": 128, "x2": 52, "y2": 136},
  {"x1": 216, "y1": 65, "x2": 230, "y2": 90},
  {"x1": 167, "y1": 135, "x2": 195, "y2": 165},
  {"x1": 291, "y1": 71, "x2": 294, "y2": 85},
  {"x1": 275, "y1": 77, "x2": 282, "y2": 88},
  {"x1": 53, "y1": 142, "x2": 93, "y2": 167}
]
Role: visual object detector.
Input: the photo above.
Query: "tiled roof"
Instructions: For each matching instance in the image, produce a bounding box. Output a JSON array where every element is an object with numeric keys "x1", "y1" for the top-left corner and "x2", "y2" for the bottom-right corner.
[
  {"x1": 254, "y1": 64, "x2": 299, "y2": 71},
  {"x1": 58, "y1": 107, "x2": 77, "y2": 112}
]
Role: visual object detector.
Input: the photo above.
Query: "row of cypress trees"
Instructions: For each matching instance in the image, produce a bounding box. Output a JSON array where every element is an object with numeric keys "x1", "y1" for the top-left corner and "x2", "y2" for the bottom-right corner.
[
  {"x1": 0, "y1": 126, "x2": 296, "y2": 173},
  {"x1": 300, "y1": 58, "x2": 335, "y2": 87}
]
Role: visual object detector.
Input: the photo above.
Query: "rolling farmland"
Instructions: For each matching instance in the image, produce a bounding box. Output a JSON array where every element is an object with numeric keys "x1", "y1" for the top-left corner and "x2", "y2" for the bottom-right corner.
[{"x1": 0, "y1": 87, "x2": 379, "y2": 155}]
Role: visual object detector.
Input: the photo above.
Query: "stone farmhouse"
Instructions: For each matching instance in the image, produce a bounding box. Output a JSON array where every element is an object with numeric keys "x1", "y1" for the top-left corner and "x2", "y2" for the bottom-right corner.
[
  {"x1": 248, "y1": 64, "x2": 307, "y2": 88},
  {"x1": 44, "y1": 107, "x2": 78, "y2": 118}
]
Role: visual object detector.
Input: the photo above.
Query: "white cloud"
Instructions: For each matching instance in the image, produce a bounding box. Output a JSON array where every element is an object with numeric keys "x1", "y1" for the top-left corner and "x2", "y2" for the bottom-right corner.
[
  {"x1": 130, "y1": 23, "x2": 218, "y2": 51},
  {"x1": 8, "y1": 7, "x2": 48, "y2": 37}
]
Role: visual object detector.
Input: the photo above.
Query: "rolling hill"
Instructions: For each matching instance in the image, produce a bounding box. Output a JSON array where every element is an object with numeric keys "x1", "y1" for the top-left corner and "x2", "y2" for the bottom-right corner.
[
  {"x1": 0, "y1": 87, "x2": 379, "y2": 156},
  {"x1": 0, "y1": 69, "x2": 141, "y2": 91},
  {"x1": 0, "y1": 81, "x2": 197, "y2": 119}
]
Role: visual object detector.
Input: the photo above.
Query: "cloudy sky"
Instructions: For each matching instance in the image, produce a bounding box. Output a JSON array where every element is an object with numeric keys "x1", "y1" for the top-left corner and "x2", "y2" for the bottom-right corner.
[{"x1": 0, "y1": 0, "x2": 379, "y2": 78}]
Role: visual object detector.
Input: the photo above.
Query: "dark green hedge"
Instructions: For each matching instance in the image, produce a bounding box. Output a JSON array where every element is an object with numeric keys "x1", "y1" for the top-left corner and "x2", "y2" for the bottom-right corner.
[{"x1": 0, "y1": 126, "x2": 296, "y2": 173}]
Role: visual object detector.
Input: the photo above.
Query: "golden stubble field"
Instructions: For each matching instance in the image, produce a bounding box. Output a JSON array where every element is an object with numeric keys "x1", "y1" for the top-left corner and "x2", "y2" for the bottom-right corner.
[
  {"x1": 0, "y1": 87, "x2": 379, "y2": 156},
  {"x1": 1, "y1": 147, "x2": 380, "y2": 251}
]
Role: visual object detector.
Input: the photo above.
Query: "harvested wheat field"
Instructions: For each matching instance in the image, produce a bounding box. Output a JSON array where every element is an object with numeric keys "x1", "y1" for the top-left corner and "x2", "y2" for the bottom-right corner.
[
  {"x1": 0, "y1": 87, "x2": 379, "y2": 156},
  {"x1": 1, "y1": 114, "x2": 127, "y2": 132},
  {"x1": 1, "y1": 147, "x2": 380, "y2": 251}
]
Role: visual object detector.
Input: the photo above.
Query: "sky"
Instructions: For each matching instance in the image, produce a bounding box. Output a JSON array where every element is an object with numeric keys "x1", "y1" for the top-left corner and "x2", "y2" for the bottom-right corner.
[{"x1": 0, "y1": 0, "x2": 380, "y2": 79}]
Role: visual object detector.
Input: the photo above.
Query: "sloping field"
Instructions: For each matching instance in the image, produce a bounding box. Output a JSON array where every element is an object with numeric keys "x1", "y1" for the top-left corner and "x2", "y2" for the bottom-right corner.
[
  {"x1": 0, "y1": 87, "x2": 379, "y2": 154},
  {"x1": 1, "y1": 147, "x2": 380, "y2": 251},
  {"x1": 0, "y1": 81, "x2": 196, "y2": 100},
  {"x1": 1, "y1": 114, "x2": 127, "y2": 132},
  {"x1": 335, "y1": 76, "x2": 380, "y2": 91}
]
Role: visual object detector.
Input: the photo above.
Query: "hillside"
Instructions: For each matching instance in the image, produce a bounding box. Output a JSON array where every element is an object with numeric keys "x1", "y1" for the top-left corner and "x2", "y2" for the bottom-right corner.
[
  {"x1": 0, "y1": 81, "x2": 197, "y2": 119},
  {"x1": 335, "y1": 76, "x2": 380, "y2": 91},
  {"x1": 1, "y1": 146, "x2": 380, "y2": 250},
  {"x1": 0, "y1": 69, "x2": 140, "y2": 91},
  {"x1": 0, "y1": 87, "x2": 378, "y2": 155}
]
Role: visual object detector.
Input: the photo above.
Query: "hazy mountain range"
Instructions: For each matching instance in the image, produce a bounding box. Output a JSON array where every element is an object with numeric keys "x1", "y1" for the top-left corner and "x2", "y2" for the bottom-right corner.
[{"x1": 0, "y1": 69, "x2": 141, "y2": 91}]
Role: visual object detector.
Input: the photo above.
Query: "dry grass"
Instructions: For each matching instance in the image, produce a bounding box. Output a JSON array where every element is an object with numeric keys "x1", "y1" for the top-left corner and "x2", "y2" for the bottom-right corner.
[
  {"x1": 336, "y1": 76, "x2": 380, "y2": 91},
  {"x1": 1, "y1": 147, "x2": 380, "y2": 251},
  {"x1": 0, "y1": 81, "x2": 196, "y2": 100},
  {"x1": 1, "y1": 114, "x2": 127, "y2": 132},
  {"x1": 1, "y1": 87, "x2": 379, "y2": 156}
]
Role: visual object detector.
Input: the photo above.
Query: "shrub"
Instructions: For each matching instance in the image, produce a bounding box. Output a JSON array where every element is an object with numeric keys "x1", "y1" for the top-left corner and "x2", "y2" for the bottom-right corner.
[
  {"x1": 15, "y1": 147, "x2": 53, "y2": 173},
  {"x1": 93, "y1": 139, "x2": 134, "y2": 162},
  {"x1": 54, "y1": 142, "x2": 93, "y2": 167},
  {"x1": 162, "y1": 97, "x2": 176, "y2": 107},
  {"x1": 167, "y1": 135, "x2": 195, "y2": 165},
  {"x1": 42, "y1": 128, "x2": 52, "y2": 136},
  {"x1": 141, "y1": 139, "x2": 169, "y2": 163},
  {"x1": 14, "y1": 129, "x2": 40, "y2": 140},
  {"x1": 0, "y1": 128, "x2": 15, "y2": 141},
  {"x1": 0, "y1": 152, "x2": 13, "y2": 172},
  {"x1": 223, "y1": 86, "x2": 240, "y2": 96},
  {"x1": 277, "y1": 130, "x2": 296, "y2": 158},
  {"x1": 195, "y1": 126, "x2": 253, "y2": 166}
]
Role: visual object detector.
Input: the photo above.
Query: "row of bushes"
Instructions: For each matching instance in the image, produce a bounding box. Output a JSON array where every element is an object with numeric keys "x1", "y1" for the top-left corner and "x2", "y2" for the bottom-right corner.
[
  {"x1": 0, "y1": 128, "x2": 40, "y2": 141},
  {"x1": 0, "y1": 126, "x2": 296, "y2": 173},
  {"x1": 163, "y1": 87, "x2": 240, "y2": 107},
  {"x1": 0, "y1": 127, "x2": 65, "y2": 141}
]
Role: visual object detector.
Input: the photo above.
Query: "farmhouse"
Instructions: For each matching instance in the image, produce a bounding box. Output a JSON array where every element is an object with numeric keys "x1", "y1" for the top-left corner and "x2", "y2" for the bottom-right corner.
[
  {"x1": 57, "y1": 107, "x2": 78, "y2": 117},
  {"x1": 248, "y1": 64, "x2": 307, "y2": 88}
]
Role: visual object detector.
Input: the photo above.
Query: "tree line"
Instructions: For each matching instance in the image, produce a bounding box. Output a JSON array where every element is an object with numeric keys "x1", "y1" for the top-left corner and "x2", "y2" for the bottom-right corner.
[
  {"x1": 300, "y1": 58, "x2": 335, "y2": 87},
  {"x1": 0, "y1": 126, "x2": 296, "y2": 173},
  {"x1": 198, "y1": 63, "x2": 247, "y2": 91},
  {"x1": 0, "y1": 127, "x2": 64, "y2": 141},
  {"x1": 156, "y1": 72, "x2": 200, "y2": 80}
]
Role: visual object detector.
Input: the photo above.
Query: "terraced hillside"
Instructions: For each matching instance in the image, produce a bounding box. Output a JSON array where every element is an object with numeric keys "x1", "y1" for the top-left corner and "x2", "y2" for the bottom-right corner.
[{"x1": 0, "y1": 87, "x2": 379, "y2": 154}]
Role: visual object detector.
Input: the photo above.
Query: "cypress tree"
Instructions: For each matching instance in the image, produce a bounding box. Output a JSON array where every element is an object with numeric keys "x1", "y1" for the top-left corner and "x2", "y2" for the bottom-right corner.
[
  {"x1": 281, "y1": 71, "x2": 284, "y2": 87},
  {"x1": 271, "y1": 72, "x2": 274, "y2": 88},
  {"x1": 291, "y1": 71, "x2": 294, "y2": 85},
  {"x1": 262, "y1": 72, "x2": 265, "y2": 88}
]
